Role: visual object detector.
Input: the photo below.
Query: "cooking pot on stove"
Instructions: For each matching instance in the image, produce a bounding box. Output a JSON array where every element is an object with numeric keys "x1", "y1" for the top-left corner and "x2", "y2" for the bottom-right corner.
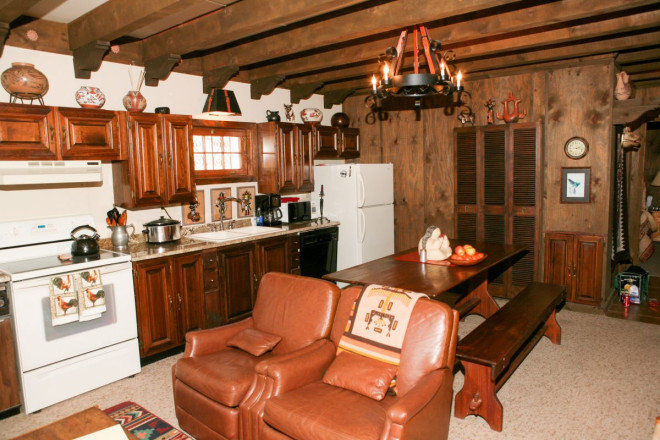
[
  {"x1": 70, "y1": 225, "x2": 100, "y2": 256},
  {"x1": 143, "y1": 216, "x2": 181, "y2": 244}
]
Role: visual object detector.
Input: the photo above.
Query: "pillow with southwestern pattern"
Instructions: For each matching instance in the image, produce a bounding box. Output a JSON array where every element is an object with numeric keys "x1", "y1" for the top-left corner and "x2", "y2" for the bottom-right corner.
[
  {"x1": 227, "y1": 328, "x2": 282, "y2": 356},
  {"x1": 322, "y1": 351, "x2": 398, "y2": 400}
]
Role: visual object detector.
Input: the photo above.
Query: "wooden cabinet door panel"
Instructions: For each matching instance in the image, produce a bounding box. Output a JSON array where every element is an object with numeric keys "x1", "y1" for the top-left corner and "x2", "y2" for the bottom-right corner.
[
  {"x1": 314, "y1": 125, "x2": 338, "y2": 158},
  {"x1": 543, "y1": 233, "x2": 573, "y2": 295},
  {"x1": 173, "y1": 253, "x2": 205, "y2": 337},
  {"x1": 129, "y1": 114, "x2": 166, "y2": 206},
  {"x1": 277, "y1": 123, "x2": 297, "y2": 193},
  {"x1": 0, "y1": 318, "x2": 20, "y2": 411},
  {"x1": 0, "y1": 104, "x2": 58, "y2": 159},
  {"x1": 162, "y1": 115, "x2": 195, "y2": 203},
  {"x1": 134, "y1": 259, "x2": 177, "y2": 357},
  {"x1": 573, "y1": 235, "x2": 603, "y2": 305},
  {"x1": 338, "y1": 127, "x2": 360, "y2": 159},
  {"x1": 220, "y1": 244, "x2": 257, "y2": 322},
  {"x1": 297, "y1": 124, "x2": 314, "y2": 192},
  {"x1": 57, "y1": 108, "x2": 122, "y2": 160},
  {"x1": 257, "y1": 236, "x2": 290, "y2": 280}
]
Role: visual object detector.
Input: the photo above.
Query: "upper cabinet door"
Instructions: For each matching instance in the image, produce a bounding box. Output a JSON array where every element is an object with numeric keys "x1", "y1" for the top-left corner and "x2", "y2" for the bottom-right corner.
[
  {"x1": 128, "y1": 113, "x2": 166, "y2": 206},
  {"x1": 314, "y1": 125, "x2": 338, "y2": 158},
  {"x1": 57, "y1": 107, "x2": 123, "y2": 160},
  {"x1": 338, "y1": 127, "x2": 360, "y2": 159},
  {"x1": 297, "y1": 124, "x2": 314, "y2": 192},
  {"x1": 162, "y1": 115, "x2": 195, "y2": 204},
  {"x1": 0, "y1": 103, "x2": 58, "y2": 159},
  {"x1": 276, "y1": 123, "x2": 297, "y2": 193}
]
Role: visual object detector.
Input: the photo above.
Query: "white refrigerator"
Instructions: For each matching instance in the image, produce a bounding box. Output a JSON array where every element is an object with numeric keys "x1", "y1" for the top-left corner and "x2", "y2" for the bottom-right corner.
[{"x1": 313, "y1": 164, "x2": 394, "y2": 271}]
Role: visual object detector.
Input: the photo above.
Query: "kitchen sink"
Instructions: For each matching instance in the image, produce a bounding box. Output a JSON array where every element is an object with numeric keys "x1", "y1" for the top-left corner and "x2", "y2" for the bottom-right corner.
[
  {"x1": 230, "y1": 226, "x2": 282, "y2": 235},
  {"x1": 187, "y1": 230, "x2": 248, "y2": 242}
]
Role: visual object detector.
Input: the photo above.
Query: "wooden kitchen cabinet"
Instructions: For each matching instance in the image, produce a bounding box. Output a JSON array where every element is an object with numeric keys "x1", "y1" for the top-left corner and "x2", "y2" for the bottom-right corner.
[
  {"x1": 218, "y1": 243, "x2": 258, "y2": 323},
  {"x1": 257, "y1": 122, "x2": 314, "y2": 194},
  {"x1": 313, "y1": 125, "x2": 360, "y2": 159},
  {"x1": 289, "y1": 233, "x2": 301, "y2": 275},
  {"x1": 202, "y1": 249, "x2": 224, "y2": 328},
  {"x1": 133, "y1": 253, "x2": 204, "y2": 358},
  {"x1": 0, "y1": 318, "x2": 20, "y2": 413},
  {"x1": 337, "y1": 126, "x2": 360, "y2": 158},
  {"x1": 112, "y1": 113, "x2": 196, "y2": 208},
  {"x1": 543, "y1": 232, "x2": 603, "y2": 305},
  {"x1": 0, "y1": 103, "x2": 123, "y2": 161},
  {"x1": 256, "y1": 235, "x2": 290, "y2": 279}
]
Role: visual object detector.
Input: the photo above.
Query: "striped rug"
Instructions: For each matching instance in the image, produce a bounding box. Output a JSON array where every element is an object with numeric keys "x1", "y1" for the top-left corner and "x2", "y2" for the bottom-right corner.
[{"x1": 104, "y1": 401, "x2": 190, "y2": 440}]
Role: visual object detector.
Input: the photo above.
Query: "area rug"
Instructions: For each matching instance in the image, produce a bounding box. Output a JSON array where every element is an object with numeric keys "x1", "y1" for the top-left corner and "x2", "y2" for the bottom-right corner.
[{"x1": 104, "y1": 401, "x2": 191, "y2": 439}]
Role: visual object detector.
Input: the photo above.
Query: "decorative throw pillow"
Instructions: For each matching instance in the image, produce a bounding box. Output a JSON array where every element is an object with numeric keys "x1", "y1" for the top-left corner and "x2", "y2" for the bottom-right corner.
[
  {"x1": 322, "y1": 351, "x2": 398, "y2": 401},
  {"x1": 226, "y1": 328, "x2": 282, "y2": 356}
]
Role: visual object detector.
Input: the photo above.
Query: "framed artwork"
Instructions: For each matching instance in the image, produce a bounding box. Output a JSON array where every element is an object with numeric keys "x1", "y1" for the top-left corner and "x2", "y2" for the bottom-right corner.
[
  {"x1": 236, "y1": 185, "x2": 256, "y2": 218},
  {"x1": 561, "y1": 167, "x2": 590, "y2": 203},
  {"x1": 182, "y1": 190, "x2": 205, "y2": 226},
  {"x1": 211, "y1": 187, "x2": 233, "y2": 221}
]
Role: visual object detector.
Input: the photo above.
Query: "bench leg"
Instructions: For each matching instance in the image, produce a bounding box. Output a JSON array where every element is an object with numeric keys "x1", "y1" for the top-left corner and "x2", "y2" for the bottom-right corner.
[
  {"x1": 454, "y1": 362, "x2": 503, "y2": 432},
  {"x1": 543, "y1": 309, "x2": 561, "y2": 344},
  {"x1": 456, "y1": 278, "x2": 499, "y2": 320}
]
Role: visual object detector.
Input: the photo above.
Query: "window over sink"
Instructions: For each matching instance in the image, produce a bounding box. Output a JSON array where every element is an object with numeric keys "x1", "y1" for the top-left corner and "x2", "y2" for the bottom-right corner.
[{"x1": 192, "y1": 120, "x2": 257, "y2": 184}]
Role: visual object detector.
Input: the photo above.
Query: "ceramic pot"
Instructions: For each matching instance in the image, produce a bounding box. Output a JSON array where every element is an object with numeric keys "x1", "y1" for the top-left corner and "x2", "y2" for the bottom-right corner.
[
  {"x1": 1, "y1": 62, "x2": 49, "y2": 98},
  {"x1": 300, "y1": 108, "x2": 323, "y2": 125},
  {"x1": 615, "y1": 71, "x2": 632, "y2": 101},
  {"x1": 75, "y1": 86, "x2": 106, "y2": 108},
  {"x1": 122, "y1": 90, "x2": 147, "y2": 112},
  {"x1": 331, "y1": 112, "x2": 349, "y2": 127},
  {"x1": 266, "y1": 110, "x2": 281, "y2": 122}
]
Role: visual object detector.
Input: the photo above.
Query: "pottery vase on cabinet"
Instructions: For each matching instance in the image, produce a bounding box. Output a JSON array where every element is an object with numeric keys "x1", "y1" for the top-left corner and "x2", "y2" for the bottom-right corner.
[
  {"x1": 123, "y1": 90, "x2": 147, "y2": 112},
  {"x1": 1, "y1": 62, "x2": 49, "y2": 102},
  {"x1": 615, "y1": 71, "x2": 632, "y2": 101},
  {"x1": 300, "y1": 108, "x2": 323, "y2": 125},
  {"x1": 266, "y1": 110, "x2": 281, "y2": 122},
  {"x1": 75, "y1": 86, "x2": 106, "y2": 108}
]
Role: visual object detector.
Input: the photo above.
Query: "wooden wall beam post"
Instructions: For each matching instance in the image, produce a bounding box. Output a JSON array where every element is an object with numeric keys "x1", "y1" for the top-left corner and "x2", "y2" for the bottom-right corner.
[
  {"x1": 144, "y1": 54, "x2": 181, "y2": 86},
  {"x1": 202, "y1": 65, "x2": 239, "y2": 94},
  {"x1": 323, "y1": 89, "x2": 356, "y2": 108},
  {"x1": 251, "y1": 75, "x2": 285, "y2": 100},
  {"x1": 73, "y1": 40, "x2": 110, "y2": 79},
  {"x1": 290, "y1": 82, "x2": 323, "y2": 103}
]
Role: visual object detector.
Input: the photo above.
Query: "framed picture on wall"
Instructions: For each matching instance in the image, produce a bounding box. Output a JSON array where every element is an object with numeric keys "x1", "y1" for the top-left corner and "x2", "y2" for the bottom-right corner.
[
  {"x1": 561, "y1": 167, "x2": 590, "y2": 203},
  {"x1": 182, "y1": 190, "x2": 205, "y2": 226},
  {"x1": 211, "y1": 187, "x2": 233, "y2": 221},
  {"x1": 236, "y1": 186, "x2": 256, "y2": 218}
]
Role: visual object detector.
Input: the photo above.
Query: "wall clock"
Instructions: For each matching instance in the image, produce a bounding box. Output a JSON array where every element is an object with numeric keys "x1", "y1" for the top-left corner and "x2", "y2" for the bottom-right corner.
[{"x1": 564, "y1": 137, "x2": 589, "y2": 160}]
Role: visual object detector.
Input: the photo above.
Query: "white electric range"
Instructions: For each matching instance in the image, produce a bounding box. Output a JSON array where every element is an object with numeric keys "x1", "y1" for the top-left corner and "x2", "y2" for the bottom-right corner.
[{"x1": 0, "y1": 215, "x2": 140, "y2": 414}]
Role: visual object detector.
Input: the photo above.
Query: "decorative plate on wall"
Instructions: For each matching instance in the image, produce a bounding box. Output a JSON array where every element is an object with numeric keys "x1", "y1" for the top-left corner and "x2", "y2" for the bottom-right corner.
[{"x1": 211, "y1": 187, "x2": 233, "y2": 221}]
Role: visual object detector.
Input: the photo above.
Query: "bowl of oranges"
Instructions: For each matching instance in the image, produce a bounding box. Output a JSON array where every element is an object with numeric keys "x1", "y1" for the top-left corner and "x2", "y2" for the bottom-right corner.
[{"x1": 449, "y1": 244, "x2": 486, "y2": 266}]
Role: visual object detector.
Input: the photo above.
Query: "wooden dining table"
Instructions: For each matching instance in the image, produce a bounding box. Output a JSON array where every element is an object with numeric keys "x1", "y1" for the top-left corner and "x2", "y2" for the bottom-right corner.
[{"x1": 323, "y1": 241, "x2": 528, "y2": 319}]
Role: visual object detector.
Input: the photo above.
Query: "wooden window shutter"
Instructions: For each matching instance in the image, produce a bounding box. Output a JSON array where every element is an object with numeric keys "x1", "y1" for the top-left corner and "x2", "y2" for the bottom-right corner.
[
  {"x1": 484, "y1": 128, "x2": 505, "y2": 206},
  {"x1": 455, "y1": 128, "x2": 477, "y2": 205}
]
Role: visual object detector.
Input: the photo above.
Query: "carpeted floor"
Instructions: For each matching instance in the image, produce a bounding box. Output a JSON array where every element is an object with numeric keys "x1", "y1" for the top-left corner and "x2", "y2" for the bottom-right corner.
[{"x1": 1, "y1": 307, "x2": 659, "y2": 440}]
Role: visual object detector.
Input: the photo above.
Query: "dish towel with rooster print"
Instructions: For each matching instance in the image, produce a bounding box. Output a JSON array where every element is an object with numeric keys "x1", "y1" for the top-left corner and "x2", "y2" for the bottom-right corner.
[
  {"x1": 49, "y1": 269, "x2": 106, "y2": 326},
  {"x1": 337, "y1": 284, "x2": 428, "y2": 366}
]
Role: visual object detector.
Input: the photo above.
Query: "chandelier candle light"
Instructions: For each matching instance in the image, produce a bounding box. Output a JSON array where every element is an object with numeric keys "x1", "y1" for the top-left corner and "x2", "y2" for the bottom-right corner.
[{"x1": 371, "y1": 24, "x2": 464, "y2": 108}]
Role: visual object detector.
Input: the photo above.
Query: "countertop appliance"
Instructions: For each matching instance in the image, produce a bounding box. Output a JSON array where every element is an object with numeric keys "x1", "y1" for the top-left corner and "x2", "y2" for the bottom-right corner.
[
  {"x1": 285, "y1": 201, "x2": 312, "y2": 224},
  {"x1": 257, "y1": 193, "x2": 283, "y2": 226},
  {"x1": 313, "y1": 164, "x2": 394, "y2": 271},
  {"x1": 0, "y1": 215, "x2": 140, "y2": 414},
  {"x1": 300, "y1": 226, "x2": 338, "y2": 279}
]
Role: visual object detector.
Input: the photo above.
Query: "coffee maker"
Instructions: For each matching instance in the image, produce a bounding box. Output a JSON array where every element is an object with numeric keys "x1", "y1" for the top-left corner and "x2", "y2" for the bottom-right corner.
[{"x1": 256, "y1": 193, "x2": 283, "y2": 226}]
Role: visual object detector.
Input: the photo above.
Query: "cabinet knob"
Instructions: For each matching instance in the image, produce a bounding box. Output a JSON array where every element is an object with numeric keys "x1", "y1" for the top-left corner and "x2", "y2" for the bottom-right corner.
[
  {"x1": 168, "y1": 294, "x2": 173, "y2": 310},
  {"x1": 177, "y1": 293, "x2": 182, "y2": 311}
]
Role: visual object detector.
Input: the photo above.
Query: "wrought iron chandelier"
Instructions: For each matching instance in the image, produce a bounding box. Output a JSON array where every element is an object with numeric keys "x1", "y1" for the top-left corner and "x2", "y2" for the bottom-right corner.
[{"x1": 371, "y1": 24, "x2": 464, "y2": 108}]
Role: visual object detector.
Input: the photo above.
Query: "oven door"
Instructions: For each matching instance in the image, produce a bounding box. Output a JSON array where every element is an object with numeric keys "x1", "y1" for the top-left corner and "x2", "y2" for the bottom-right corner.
[{"x1": 11, "y1": 261, "x2": 137, "y2": 372}]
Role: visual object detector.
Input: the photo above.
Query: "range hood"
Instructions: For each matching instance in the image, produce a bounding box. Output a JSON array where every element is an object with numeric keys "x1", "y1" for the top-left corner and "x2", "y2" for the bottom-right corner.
[{"x1": 0, "y1": 161, "x2": 103, "y2": 185}]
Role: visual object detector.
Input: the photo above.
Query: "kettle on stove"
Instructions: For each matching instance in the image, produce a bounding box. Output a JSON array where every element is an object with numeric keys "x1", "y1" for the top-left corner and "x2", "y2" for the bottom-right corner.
[{"x1": 70, "y1": 225, "x2": 100, "y2": 256}]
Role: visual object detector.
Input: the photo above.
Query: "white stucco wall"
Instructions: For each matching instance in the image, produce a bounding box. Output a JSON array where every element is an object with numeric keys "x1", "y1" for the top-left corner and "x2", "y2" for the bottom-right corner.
[{"x1": 0, "y1": 46, "x2": 342, "y2": 236}]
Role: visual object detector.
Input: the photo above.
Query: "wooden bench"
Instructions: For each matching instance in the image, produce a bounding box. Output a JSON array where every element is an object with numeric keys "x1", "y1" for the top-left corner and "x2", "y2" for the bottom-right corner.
[{"x1": 453, "y1": 282, "x2": 565, "y2": 431}]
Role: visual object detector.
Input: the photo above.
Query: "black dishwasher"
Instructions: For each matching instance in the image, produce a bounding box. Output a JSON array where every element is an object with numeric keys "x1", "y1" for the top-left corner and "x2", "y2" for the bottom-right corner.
[{"x1": 300, "y1": 226, "x2": 338, "y2": 279}]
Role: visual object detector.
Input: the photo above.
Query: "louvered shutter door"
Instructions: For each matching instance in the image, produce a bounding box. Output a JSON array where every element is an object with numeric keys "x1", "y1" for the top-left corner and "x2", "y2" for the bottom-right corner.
[{"x1": 455, "y1": 128, "x2": 477, "y2": 241}]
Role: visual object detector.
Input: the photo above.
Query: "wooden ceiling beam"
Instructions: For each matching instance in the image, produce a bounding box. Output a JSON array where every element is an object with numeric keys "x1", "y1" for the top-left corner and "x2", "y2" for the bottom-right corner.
[
  {"x1": 140, "y1": 0, "x2": 371, "y2": 59},
  {"x1": 201, "y1": 0, "x2": 521, "y2": 71},
  {"x1": 144, "y1": 53, "x2": 181, "y2": 86},
  {"x1": 622, "y1": 62, "x2": 660, "y2": 74},
  {"x1": 251, "y1": 75, "x2": 286, "y2": 100},
  {"x1": 202, "y1": 65, "x2": 239, "y2": 93},
  {"x1": 67, "y1": 0, "x2": 200, "y2": 51},
  {"x1": 73, "y1": 40, "x2": 110, "y2": 79},
  {"x1": 0, "y1": 0, "x2": 43, "y2": 22},
  {"x1": 616, "y1": 48, "x2": 660, "y2": 64},
  {"x1": 290, "y1": 82, "x2": 324, "y2": 104},
  {"x1": 323, "y1": 89, "x2": 357, "y2": 108},
  {"x1": 239, "y1": 0, "x2": 658, "y2": 83}
]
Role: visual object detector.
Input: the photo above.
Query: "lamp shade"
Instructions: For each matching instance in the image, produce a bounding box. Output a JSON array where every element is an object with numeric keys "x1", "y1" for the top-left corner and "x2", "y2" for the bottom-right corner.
[
  {"x1": 652, "y1": 171, "x2": 660, "y2": 186},
  {"x1": 202, "y1": 88, "x2": 241, "y2": 116}
]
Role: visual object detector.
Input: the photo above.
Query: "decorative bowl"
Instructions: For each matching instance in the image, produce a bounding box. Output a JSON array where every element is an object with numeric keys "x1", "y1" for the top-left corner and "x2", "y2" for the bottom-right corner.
[
  {"x1": 449, "y1": 253, "x2": 487, "y2": 266},
  {"x1": 331, "y1": 112, "x2": 349, "y2": 127},
  {"x1": 1, "y1": 62, "x2": 49, "y2": 98},
  {"x1": 75, "y1": 86, "x2": 105, "y2": 108},
  {"x1": 300, "y1": 108, "x2": 323, "y2": 125}
]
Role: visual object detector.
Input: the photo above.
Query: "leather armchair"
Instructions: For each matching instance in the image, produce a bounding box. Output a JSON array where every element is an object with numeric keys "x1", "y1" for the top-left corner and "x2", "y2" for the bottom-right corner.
[
  {"x1": 172, "y1": 272, "x2": 341, "y2": 440},
  {"x1": 258, "y1": 285, "x2": 460, "y2": 440}
]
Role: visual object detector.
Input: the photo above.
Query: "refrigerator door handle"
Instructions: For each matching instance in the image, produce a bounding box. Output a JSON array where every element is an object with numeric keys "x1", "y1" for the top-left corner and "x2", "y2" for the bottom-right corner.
[
  {"x1": 357, "y1": 173, "x2": 366, "y2": 208},
  {"x1": 359, "y1": 209, "x2": 366, "y2": 243}
]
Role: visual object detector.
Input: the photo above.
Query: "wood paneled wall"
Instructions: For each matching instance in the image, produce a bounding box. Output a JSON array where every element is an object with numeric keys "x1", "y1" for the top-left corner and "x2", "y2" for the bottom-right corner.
[{"x1": 344, "y1": 59, "x2": 616, "y2": 301}]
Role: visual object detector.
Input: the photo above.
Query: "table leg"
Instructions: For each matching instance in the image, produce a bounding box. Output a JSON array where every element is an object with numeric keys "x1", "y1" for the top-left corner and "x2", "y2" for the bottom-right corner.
[
  {"x1": 455, "y1": 278, "x2": 499, "y2": 319},
  {"x1": 454, "y1": 362, "x2": 503, "y2": 431},
  {"x1": 543, "y1": 309, "x2": 561, "y2": 344}
]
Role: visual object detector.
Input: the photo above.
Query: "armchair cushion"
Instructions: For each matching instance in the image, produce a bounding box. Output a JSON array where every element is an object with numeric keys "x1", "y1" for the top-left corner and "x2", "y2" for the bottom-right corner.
[
  {"x1": 264, "y1": 381, "x2": 390, "y2": 440},
  {"x1": 227, "y1": 328, "x2": 282, "y2": 356},
  {"x1": 323, "y1": 351, "x2": 397, "y2": 401},
  {"x1": 176, "y1": 349, "x2": 270, "y2": 407}
]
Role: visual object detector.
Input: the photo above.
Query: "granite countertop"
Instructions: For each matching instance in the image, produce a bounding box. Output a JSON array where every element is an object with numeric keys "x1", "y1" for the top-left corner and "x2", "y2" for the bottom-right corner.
[{"x1": 100, "y1": 220, "x2": 340, "y2": 262}]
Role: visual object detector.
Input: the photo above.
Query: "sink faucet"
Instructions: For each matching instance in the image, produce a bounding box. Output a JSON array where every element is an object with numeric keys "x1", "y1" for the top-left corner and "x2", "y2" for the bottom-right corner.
[{"x1": 215, "y1": 195, "x2": 250, "y2": 230}]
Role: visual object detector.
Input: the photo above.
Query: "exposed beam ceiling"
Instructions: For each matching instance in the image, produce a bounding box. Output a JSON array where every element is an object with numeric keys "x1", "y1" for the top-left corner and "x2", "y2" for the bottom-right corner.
[{"x1": 3, "y1": 0, "x2": 660, "y2": 101}]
